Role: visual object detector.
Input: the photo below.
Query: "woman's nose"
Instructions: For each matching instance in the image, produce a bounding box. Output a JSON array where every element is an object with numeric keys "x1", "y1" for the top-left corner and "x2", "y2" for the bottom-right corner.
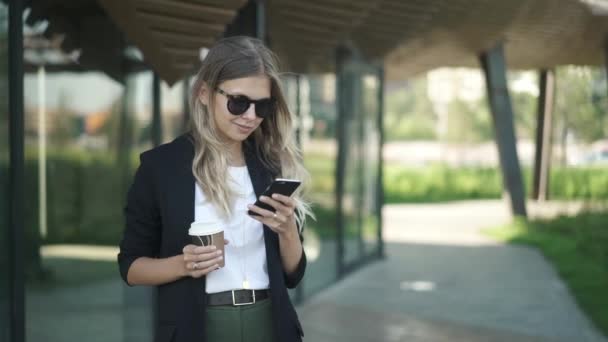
[{"x1": 241, "y1": 104, "x2": 257, "y2": 119}]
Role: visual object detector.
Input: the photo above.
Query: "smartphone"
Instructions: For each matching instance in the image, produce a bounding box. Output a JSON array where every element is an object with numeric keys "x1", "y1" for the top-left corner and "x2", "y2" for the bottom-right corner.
[{"x1": 248, "y1": 178, "x2": 301, "y2": 216}]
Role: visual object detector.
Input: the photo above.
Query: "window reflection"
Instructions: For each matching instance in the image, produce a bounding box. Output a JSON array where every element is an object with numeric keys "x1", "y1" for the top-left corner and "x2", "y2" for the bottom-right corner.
[
  {"x1": 340, "y1": 64, "x2": 381, "y2": 267},
  {"x1": 302, "y1": 74, "x2": 340, "y2": 296},
  {"x1": 23, "y1": 13, "x2": 154, "y2": 342}
]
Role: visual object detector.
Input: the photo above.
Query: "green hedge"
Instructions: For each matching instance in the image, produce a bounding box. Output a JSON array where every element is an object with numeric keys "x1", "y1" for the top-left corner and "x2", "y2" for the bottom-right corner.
[
  {"x1": 384, "y1": 165, "x2": 608, "y2": 203},
  {"x1": 20, "y1": 149, "x2": 132, "y2": 247},
  {"x1": 7, "y1": 150, "x2": 608, "y2": 248}
]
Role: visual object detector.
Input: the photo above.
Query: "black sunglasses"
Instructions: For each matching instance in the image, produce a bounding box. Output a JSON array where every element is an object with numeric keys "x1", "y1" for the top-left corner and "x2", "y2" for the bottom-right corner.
[{"x1": 216, "y1": 88, "x2": 275, "y2": 119}]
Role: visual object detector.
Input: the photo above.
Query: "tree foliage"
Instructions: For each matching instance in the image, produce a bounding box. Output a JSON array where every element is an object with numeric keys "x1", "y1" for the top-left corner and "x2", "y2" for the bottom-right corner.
[{"x1": 384, "y1": 77, "x2": 436, "y2": 141}]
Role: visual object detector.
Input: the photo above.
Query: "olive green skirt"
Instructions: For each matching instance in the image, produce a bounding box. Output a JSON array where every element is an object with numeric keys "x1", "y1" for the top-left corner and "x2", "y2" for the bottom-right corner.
[{"x1": 205, "y1": 298, "x2": 276, "y2": 342}]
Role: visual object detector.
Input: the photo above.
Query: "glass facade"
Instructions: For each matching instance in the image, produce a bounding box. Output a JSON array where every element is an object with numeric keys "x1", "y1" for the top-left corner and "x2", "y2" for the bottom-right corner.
[
  {"x1": 21, "y1": 6, "x2": 157, "y2": 342},
  {"x1": 4, "y1": 4, "x2": 383, "y2": 341},
  {"x1": 0, "y1": 3, "x2": 10, "y2": 342},
  {"x1": 301, "y1": 74, "x2": 340, "y2": 297},
  {"x1": 338, "y1": 60, "x2": 382, "y2": 269}
]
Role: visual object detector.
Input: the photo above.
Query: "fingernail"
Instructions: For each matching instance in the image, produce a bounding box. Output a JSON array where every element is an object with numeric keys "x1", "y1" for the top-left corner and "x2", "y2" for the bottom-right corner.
[
  {"x1": 211, "y1": 245, "x2": 217, "y2": 250},
  {"x1": 216, "y1": 250, "x2": 222, "y2": 255},
  {"x1": 272, "y1": 194, "x2": 279, "y2": 198},
  {"x1": 260, "y1": 196, "x2": 267, "y2": 200},
  {"x1": 218, "y1": 256, "x2": 223, "y2": 260}
]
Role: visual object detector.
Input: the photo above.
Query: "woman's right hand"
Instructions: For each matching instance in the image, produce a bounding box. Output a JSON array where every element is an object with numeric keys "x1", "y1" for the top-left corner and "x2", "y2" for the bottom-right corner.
[{"x1": 182, "y1": 242, "x2": 226, "y2": 278}]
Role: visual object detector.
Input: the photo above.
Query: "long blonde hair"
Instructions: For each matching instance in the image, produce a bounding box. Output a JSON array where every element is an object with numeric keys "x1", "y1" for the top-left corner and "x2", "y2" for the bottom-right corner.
[{"x1": 188, "y1": 36, "x2": 313, "y2": 230}]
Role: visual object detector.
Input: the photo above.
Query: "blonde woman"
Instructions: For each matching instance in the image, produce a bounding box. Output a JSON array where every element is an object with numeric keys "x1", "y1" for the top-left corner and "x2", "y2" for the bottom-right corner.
[{"x1": 118, "y1": 36, "x2": 312, "y2": 342}]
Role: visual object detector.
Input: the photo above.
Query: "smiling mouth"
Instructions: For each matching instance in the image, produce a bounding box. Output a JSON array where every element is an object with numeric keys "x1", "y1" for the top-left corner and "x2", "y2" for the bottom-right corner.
[{"x1": 235, "y1": 123, "x2": 254, "y2": 129}]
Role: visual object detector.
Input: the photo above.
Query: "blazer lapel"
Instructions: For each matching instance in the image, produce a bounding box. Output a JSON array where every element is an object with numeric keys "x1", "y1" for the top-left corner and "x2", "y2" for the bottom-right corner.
[
  {"x1": 171, "y1": 135, "x2": 208, "y2": 322},
  {"x1": 173, "y1": 135, "x2": 196, "y2": 245}
]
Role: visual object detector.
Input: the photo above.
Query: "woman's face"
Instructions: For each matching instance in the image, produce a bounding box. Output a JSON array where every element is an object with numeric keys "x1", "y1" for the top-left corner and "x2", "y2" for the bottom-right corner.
[{"x1": 202, "y1": 75, "x2": 270, "y2": 144}]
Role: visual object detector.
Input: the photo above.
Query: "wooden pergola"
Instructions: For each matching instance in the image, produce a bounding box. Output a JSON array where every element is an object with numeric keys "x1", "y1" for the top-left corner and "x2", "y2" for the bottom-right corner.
[{"x1": 93, "y1": 0, "x2": 608, "y2": 83}]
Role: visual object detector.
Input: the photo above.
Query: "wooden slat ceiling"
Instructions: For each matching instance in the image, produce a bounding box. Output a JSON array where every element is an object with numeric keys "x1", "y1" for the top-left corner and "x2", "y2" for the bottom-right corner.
[
  {"x1": 35, "y1": 0, "x2": 608, "y2": 83},
  {"x1": 377, "y1": 0, "x2": 608, "y2": 80},
  {"x1": 267, "y1": 0, "x2": 608, "y2": 79},
  {"x1": 97, "y1": 0, "x2": 247, "y2": 84}
]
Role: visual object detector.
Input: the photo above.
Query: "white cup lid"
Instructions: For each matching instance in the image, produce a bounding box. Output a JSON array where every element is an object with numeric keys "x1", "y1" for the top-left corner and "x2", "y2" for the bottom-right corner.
[{"x1": 188, "y1": 221, "x2": 223, "y2": 236}]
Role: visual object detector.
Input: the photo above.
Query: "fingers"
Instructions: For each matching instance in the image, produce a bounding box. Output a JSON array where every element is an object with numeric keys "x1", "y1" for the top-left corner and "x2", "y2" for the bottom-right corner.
[
  {"x1": 271, "y1": 193, "x2": 296, "y2": 209},
  {"x1": 259, "y1": 195, "x2": 295, "y2": 217},
  {"x1": 183, "y1": 248, "x2": 222, "y2": 262},
  {"x1": 188, "y1": 256, "x2": 222, "y2": 271},
  {"x1": 182, "y1": 244, "x2": 223, "y2": 278},
  {"x1": 189, "y1": 262, "x2": 221, "y2": 278},
  {"x1": 247, "y1": 204, "x2": 277, "y2": 219},
  {"x1": 183, "y1": 244, "x2": 216, "y2": 255}
]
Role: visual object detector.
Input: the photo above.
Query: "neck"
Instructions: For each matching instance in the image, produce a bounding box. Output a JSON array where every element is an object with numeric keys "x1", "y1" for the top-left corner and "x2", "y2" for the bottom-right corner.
[{"x1": 227, "y1": 141, "x2": 245, "y2": 166}]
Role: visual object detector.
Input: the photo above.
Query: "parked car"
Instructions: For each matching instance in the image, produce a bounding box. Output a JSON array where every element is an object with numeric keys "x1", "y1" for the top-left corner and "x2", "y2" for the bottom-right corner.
[{"x1": 579, "y1": 139, "x2": 608, "y2": 166}]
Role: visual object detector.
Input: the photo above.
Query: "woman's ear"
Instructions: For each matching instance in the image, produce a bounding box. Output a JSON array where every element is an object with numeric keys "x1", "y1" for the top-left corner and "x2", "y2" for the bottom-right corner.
[{"x1": 198, "y1": 82, "x2": 210, "y2": 106}]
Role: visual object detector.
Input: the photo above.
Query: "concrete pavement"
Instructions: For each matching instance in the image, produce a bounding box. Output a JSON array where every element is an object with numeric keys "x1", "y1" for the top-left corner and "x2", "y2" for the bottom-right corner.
[{"x1": 296, "y1": 200, "x2": 607, "y2": 342}]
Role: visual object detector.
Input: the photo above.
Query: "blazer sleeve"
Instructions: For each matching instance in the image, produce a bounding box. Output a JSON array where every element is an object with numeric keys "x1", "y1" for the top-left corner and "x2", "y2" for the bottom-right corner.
[
  {"x1": 117, "y1": 152, "x2": 162, "y2": 286},
  {"x1": 283, "y1": 219, "x2": 307, "y2": 289}
]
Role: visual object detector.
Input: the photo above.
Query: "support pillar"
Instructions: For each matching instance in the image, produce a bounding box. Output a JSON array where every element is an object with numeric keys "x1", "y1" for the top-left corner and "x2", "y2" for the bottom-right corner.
[
  {"x1": 335, "y1": 46, "x2": 351, "y2": 278},
  {"x1": 376, "y1": 65, "x2": 385, "y2": 259},
  {"x1": 224, "y1": 0, "x2": 266, "y2": 42},
  {"x1": 532, "y1": 69, "x2": 554, "y2": 201},
  {"x1": 182, "y1": 77, "x2": 190, "y2": 132},
  {"x1": 9, "y1": 1, "x2": 25, "y2": 341},
  {"x1": 480, "y1": 43, "x2": 527, "y2": 217},
  {"x1": 152, "y1": 73, "x2": 162, "y2": 147}
]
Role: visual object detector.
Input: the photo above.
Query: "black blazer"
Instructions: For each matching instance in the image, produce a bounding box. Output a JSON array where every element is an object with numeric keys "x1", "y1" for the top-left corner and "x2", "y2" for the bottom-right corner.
[{"x1": 118, "y1": 134, "x2": 306, "y2": 342}]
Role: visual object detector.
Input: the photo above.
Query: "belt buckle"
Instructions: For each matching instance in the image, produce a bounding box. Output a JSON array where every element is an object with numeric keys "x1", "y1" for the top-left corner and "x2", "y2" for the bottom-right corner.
[{"x1": 232, "y1": 290, "x2": 256, "y2": 306}]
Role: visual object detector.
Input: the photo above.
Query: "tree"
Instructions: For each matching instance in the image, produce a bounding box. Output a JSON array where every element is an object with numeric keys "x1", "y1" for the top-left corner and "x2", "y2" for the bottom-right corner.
[
  {"x1": 555, "y1": 66, "x2": 608, "y2": 144},
  {"x1": 384, "y1": 77, "x2": 436, "y2": 141}
]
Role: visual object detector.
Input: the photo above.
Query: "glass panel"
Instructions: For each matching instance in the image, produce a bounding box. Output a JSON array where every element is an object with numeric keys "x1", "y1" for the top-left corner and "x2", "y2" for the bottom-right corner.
[
  {"x1": 341, "y1": 62, "x2": 381, "y2": 267},
  {"x1": 0, "y1": 3, "x2": 10, "y2": 341},
  {"x1": 360, "y1": 73, "x2": 380, "y2": 256},
  {"x1": 341, "y1": 67, "x2": 363, "y2": 265},
  {"x1": 302, "y1": 74, "x2": 339, "y2": 297},
  {"x1": 23, "y1": 8, "x2": 154, "y2": 342},
  {"x1": 161, "y1": 79, "x2": 187, "y2": 142}
]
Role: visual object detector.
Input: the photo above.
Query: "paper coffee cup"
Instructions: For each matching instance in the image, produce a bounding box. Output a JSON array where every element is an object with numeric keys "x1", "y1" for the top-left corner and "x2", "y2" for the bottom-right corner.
[{"x1": 188, "y1": 221, "x2": 225, "y2": 268}]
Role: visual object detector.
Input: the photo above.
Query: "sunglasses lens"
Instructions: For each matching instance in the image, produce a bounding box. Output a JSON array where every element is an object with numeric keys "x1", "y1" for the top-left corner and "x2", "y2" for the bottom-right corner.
[
  {"x1": 227, "y1": 96, "x2": 250, "y2": 115},
  {"x1": 255, "y1": 99, "x2": 275, "y2": 119}
]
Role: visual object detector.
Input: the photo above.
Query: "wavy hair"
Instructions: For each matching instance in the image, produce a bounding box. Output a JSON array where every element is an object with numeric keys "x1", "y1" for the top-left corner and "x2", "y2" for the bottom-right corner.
[{"x1": 188, "y1": 36, "x2": 313, "y2": 230}]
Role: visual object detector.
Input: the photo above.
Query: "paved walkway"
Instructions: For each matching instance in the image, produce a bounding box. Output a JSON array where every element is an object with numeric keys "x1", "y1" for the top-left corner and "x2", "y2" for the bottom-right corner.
[{"x1": 297, "y1": 200, "x2": 607, "y2": 342}]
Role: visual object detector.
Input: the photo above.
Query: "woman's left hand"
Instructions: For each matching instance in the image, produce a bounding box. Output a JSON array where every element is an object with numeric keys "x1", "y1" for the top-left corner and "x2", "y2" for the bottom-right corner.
[{"x1": 247, "y1": 194, "x2": 297, "y2": 237}]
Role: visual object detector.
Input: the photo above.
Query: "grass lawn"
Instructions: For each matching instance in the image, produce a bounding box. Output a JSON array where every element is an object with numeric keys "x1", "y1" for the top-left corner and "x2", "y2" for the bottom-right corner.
[{"x1": 483, "y1": 211, "x2": 608, "y2": 336}]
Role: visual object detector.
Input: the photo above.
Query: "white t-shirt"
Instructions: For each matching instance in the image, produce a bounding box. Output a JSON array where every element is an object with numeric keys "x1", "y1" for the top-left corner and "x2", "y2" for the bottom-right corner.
[{"x1": 194, "y1": 166, "x2": 270, "y2": 294}]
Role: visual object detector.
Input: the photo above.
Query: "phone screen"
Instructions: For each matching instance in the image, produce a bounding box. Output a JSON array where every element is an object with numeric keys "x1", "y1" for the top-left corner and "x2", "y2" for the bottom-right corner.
[{"x1": 248, "y1": 179, "x2": 301, "y2": 216}]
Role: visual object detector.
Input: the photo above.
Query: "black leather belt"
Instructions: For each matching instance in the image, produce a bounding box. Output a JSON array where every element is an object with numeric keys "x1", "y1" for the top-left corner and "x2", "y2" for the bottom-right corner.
[{"x1": 207, "y1": 289, "x2": 270, "y2": 306}]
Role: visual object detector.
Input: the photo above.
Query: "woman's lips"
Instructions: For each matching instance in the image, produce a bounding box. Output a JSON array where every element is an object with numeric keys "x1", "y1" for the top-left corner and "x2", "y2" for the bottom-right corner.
[{"x1": 234, "y1": 122, "x2": 254, "y2": 133}]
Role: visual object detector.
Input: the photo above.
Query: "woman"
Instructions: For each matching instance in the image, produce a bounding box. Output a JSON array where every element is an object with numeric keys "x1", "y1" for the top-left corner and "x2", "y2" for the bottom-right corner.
[{"x1": 118, "y1": 36, "x2": 312, "y2": 342}]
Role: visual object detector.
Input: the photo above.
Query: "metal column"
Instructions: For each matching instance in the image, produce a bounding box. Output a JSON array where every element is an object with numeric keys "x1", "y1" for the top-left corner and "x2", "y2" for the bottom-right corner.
[
  {"x1": 152, "y1": 73, "x2": 162, "y2": 147},
  {"x1": 376, "y1": 65, "x2": 385, "y2": 259},
  {"x1": 224, "y1": 0, "x2": 266, "y2": 42},
  {"x1": 8, "y1": 0, "x2": 25, "y2": 341},
  {"x1": 335, "y1": 46, "x2": 350, "y2": 278},
  {"x1": 480, "y1": 43, "x2": 528, "y2": 217},
  {"x1": 532, "y1": 69, "x2": 554, "y2": 201},
  {"x1": 182, "y1": 77, "x2": 190, "y2": 132}
]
